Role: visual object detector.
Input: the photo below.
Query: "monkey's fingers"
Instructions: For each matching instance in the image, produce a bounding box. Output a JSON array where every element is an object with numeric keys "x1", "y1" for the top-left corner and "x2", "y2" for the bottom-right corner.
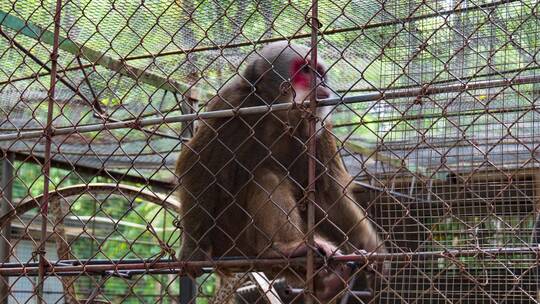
[{"x1": 314, "y1": 260, "x2": 354, "y2": 301}]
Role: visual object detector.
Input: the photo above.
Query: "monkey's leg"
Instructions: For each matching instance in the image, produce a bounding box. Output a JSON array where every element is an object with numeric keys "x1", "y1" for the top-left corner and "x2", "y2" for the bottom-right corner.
[
  {"x1": 246, "y1": 169, "x2": 352, "y2": 302},
  {"x1": 178, "y1": 190, "x2": 216, "y2": 269},
  {"x1": 245, "y1": 170, "x2": 306, "y2": 257},
  {"x1": 312, "y1": 189, "x2": 388, "y2": 303},
  {"x1": 321, "y1": 187, "x2": 389, "y2": 292},
  {"x1": 336, "y1": 194, "x2": 383, "y2": 253}
]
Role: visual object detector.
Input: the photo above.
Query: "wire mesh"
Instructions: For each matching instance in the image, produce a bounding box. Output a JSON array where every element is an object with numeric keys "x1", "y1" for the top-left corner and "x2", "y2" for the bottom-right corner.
[{"x1": 0, "y1": 0, "x2": 539, "y2": 303}]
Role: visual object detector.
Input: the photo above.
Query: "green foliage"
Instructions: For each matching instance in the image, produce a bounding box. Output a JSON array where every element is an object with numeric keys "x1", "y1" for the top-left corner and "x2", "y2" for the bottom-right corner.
[{"x1": 9, "y1": 160, "x2": 184, "y2": 301}]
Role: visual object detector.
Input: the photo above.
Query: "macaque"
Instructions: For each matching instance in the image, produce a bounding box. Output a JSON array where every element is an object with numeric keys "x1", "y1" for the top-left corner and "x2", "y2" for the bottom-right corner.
[{"x1": 176, "y1": 41, "x2": 386, "y2": 301}]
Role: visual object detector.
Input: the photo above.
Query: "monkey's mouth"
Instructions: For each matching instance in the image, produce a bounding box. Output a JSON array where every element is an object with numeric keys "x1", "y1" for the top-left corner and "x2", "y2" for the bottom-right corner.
[
  {"x1": 292, "y1": 87, "x2": 330, "y2": 104},
  {"x1": 316, "y1": 88, "x2": 330, "y2": 100}
]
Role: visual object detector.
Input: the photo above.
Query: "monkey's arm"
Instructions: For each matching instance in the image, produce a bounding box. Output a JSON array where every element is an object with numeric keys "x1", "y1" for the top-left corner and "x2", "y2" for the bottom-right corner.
[{"x1": 337, "y1": 189, "x2": 385, "y2": 254}]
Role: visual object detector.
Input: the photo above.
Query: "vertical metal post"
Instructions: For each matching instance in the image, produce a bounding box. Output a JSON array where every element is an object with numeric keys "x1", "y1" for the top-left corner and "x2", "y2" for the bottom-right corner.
[
  {"x1": 36, "y1": 0, "x2": 62, "y2": 302},
  {"x1": 0, "y1": 152, "x2": 14, "y2": 304},
  {"x1": 179, "y1": 72, "x2": 199, "y2": 304},
  {"x1": 306, "y1": 1, "x2": 319, "y2": 303},
  {"x1": 534, "y1": 173, "x2": 540, "y2": 301},
  {"x1": 180, "y1": 276, "x2": 197, "y2": 304}
]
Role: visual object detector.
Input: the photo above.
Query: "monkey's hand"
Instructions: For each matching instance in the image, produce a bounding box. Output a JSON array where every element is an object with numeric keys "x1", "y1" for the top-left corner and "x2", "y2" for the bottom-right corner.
[{"x1": 313, "y1": 249, "x2": 354, "y2": 302}]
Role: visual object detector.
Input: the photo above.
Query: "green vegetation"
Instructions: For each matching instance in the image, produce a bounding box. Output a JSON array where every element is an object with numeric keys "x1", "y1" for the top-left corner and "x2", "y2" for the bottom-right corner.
[{"x1": 8, "y1": 160, "x2": 218, "y2": 302}]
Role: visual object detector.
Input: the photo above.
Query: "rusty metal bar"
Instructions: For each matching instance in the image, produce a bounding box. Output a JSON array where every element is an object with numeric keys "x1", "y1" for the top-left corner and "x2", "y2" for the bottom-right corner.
[
  {"x1": 0, "y1": 257, "x2": 317, "y2": 276},
  {"x1": 0, "y1": 152, "x2": 13, "y2": 304},
  {"x1": 1, "y1": 73, "x2": 539, "y2": 143},
  {"x1": 305, "y1": 0, "x2": 319, "y2": 302},
  {"x1": 35, "y1": 1, "x2": 62, "y2": 302},
  {"x1": 1, "y1": 246, "x2": 538, "y2": 277}
]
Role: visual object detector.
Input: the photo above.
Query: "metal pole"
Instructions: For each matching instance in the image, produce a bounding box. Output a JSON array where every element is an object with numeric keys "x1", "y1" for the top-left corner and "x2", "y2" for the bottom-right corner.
[
  {"x1": 0, "y1": 152, "x2": 14, "y2": 304},
  {"x1": 306, "y1": 1, "x2": 319, "y2": 303},
  {"x1": 179, "y1": 276, "x2": 197, "y2": 304},
  {"x1": 2, "y1": 246, "x2": 540, "y2": 277},
  {"x1": 36, "y1": 0, "x2": 62, "y2": 302},
  {"x1": 178, "y1": 70, "x2": 199, "y2": 304}
]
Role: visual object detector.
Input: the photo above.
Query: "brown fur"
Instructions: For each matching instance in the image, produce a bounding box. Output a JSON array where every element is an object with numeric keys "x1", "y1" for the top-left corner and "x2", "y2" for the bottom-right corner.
[{"x1": 175, "y1": 43, "x2": 385, "y2": 301}]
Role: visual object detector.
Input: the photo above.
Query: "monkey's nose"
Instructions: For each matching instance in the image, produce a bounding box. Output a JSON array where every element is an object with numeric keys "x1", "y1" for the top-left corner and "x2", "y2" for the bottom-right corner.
[{"x1": 316, "y1": 87, "x2": 330, "y2": 100}]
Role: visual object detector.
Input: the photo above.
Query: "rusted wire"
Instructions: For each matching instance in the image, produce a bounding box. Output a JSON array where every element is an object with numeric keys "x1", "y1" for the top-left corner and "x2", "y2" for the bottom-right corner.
[{"x1": 0, "y1": 0, "x2": 515, "y2": 91}]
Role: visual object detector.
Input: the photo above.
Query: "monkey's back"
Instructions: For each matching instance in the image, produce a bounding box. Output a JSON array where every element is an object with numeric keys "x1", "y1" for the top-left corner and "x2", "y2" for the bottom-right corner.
[{"x1": 175, "y1": 82, "x2": 294, "y2": 256}]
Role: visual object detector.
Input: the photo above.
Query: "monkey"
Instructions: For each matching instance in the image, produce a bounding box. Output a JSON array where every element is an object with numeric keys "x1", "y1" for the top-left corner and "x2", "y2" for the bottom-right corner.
[{"x1": 175, "y1": 41, "x2": 386, "y2": 302}]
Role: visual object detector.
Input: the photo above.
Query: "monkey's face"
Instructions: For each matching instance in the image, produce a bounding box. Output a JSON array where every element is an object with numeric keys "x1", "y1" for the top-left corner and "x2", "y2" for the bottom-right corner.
[
  {"x1": 289, "y1": 57, "x2": 331, "y2": 104},
  {"x1": 245, "y1": 42, "x2": 333, "y2": 105}
]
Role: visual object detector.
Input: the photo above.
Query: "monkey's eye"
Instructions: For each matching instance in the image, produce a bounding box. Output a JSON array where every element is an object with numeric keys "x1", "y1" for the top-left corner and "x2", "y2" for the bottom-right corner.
[
  {"x1": 317, "y1": 67, "x2": 325, "y2": 77},
  {"x1": 301, "y1": 65, "x2": 311, "y2": 74}
]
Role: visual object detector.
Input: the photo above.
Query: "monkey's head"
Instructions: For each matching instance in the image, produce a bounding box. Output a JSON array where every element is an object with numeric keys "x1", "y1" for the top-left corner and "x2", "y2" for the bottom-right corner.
[{"x1": 244, "y1": 41, "x2": 332, "y2": 105}]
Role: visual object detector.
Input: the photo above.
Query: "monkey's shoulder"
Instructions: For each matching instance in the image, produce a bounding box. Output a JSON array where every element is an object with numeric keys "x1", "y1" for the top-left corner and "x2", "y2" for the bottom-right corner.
[{"x1": 207, "y1": 79, "x2": 256, "y2": 111}]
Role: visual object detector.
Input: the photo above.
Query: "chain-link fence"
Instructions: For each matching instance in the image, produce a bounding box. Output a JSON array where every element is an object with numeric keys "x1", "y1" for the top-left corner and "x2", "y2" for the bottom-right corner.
[{"x1": 0, "y1": 0, "x2": 539, "y2": 303}]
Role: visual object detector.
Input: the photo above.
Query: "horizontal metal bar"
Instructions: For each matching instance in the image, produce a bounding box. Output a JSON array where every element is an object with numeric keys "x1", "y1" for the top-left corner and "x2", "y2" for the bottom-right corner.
[
  {"x1": 0, "y1": 246, "x2": 537, "y2": 277},
  {"x1": 284, "y1": 287, "x2": 372, "y2": 299},
  {"x1": 333, "y1": 246, "x2": 540, "y2": 263},
  {"x1": 0, "y1": 103, "x2": 291, "y2": 141},
  {"x1": 0, "y1": 74, "x2": 538, "y2": 142},
  {"x1": 0, "y1": 258, "x2": 177, "y2": 268},
  {"x1": 0, "y1": 257, "x2": 315, "y2": 276}
]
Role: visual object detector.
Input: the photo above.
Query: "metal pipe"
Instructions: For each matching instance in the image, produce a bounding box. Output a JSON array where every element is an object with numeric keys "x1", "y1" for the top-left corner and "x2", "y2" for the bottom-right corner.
[
  {"x1": 305, "y1": 2, "x2": 319, "y2": 303},
  {"x1": 1, "y1": 246, "x2": 537, "y2": 277},
  {"x1": 1, "y1": 73, "x2": 539, "y2": 142},
  {"x1": 35, "y1": 1, "x2": 62, "y2": 302},
  {"x1": 0, "y1": 152, "x2": 13, "y2": 304},
  {"x1": 0, "y1": 257, "x2": 316, "y2": 276},
  {"x1": 284, "y1": 287, "x2": 372, "y2": 299}
]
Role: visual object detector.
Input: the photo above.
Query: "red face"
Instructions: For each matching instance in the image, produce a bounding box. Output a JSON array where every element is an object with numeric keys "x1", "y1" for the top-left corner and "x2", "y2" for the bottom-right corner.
[{"x1": 289, "y1": 58, "x2": 331, "y2": 102}]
